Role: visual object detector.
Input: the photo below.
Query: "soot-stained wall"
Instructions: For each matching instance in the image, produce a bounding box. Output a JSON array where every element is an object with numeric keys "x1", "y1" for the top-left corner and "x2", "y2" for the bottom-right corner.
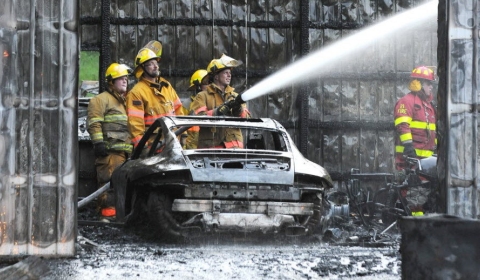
[{"x1": 0, "y1": 0, "x2": 78, "y2": 255}]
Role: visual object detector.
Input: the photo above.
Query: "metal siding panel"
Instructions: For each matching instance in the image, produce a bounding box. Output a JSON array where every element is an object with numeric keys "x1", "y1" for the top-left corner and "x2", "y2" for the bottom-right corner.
[
  {"x1": 0, "y1": 0, "x2": 77, "y2": 256},
  {"x1": 322, "y1": 131, "x2": 341, "y2": 172},
  {"x1": 446, "y1": 0, "x2": 479, "y2": 218},
  {"x1": 342, "y1": 80, "x2": 359, "y2": 121},
  {"x1": 342, "y1": 130, "x2": 360, "y2": 172}
]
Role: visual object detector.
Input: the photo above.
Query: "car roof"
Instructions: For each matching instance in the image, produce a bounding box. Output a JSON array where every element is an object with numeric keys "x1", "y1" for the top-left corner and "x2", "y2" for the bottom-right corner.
[{"x1": 163, "y1": 115, "x2": 285, "y2": 131}]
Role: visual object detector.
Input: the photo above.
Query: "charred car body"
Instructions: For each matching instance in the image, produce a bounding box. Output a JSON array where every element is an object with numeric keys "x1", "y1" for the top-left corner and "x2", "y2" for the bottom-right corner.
[{"x1": 111, "y1": 116, "x2": 334, "y2": 239}]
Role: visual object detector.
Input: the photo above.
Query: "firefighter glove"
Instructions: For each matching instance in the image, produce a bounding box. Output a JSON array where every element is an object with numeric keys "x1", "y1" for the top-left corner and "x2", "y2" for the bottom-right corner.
[
  {"x1": 231, "y1": 102, "x2": 243, "y2": 117},
  {"x1": 215, "y1": 102, "x2": 231, "y2": 116},
  {"x1": 94, "y1": 142, "x2": 108, "y2": 157},
  {"x1": 403, "y1": 142, "x2": 416, "y2": 158}
]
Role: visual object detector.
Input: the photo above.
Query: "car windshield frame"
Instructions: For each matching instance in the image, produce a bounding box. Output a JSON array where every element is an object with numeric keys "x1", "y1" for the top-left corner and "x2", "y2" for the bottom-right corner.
[{"x1": 131, "y1": 116, "x2": 291, "y2": 160}]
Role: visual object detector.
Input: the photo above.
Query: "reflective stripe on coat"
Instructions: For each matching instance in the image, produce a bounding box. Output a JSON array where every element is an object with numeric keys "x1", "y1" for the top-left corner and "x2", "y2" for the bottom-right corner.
[
  {"x1": 394, "y1": 91, "x2": 436, "y2": 168},
  {"x1": 126, "y1": 77, "x2": 184, "y2": 147},
  {"x1": 190, "y1": 83, "x2": 251, "y2": 148},
  {"x1": 87, "y1": 90, "x2": 132, "y2": 153}
]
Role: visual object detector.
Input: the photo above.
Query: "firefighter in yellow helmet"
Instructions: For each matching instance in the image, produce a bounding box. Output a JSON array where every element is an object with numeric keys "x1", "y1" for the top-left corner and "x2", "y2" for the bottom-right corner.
[
  {"x1": 87, "y1": 62, "x2": 133, "y2": 222},
  {"x1": 126, "y1": 43, "x2": 184, "y2": 150},
  {"x1": 394, "y1": 65, "x2": 437, "y2": 215},
  {"x1": 181, "y1": 69, "x2": 209, "y2": 149},
  {"x1": 190, "y1": 54, "x2": 251, "y2": 148}
]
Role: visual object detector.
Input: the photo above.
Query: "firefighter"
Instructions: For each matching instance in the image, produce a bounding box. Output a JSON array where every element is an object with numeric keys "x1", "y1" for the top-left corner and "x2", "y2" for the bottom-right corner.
[
  {"x1": 394, "y1": 65, "x2": 437, "y2": 168},
  {"x1": 182, "y1": 69, "x2": 209, "y2": 149},
  {"x1": 87, "y1": 63, "x2": 133, "y2": 222},
  {"x1": 190, "y1": 54, "x2": 251, "y2": 148},
  {"x1": 126, "y1": 45, "x2": 184, "y2": 151},
  {"x1": 394, "y1": 65, "x2": 437, "y2": 215}
]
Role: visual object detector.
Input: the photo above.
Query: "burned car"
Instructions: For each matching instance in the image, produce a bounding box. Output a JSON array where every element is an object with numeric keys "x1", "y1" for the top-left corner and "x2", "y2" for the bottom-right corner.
[{"x1": 111, "y1": 116, "x2": 334, "y2": 239}]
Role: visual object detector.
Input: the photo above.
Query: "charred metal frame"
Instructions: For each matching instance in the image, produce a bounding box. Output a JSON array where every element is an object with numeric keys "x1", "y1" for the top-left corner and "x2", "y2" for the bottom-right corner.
[{"x1": 0, "y1": 0, "x2": 78, "y2": 256}]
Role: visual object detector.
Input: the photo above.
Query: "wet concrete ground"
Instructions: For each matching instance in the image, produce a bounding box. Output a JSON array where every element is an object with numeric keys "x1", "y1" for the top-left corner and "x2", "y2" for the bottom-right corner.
[{"x1": 42, "y1": 219, "x2": 402, "y2": 280}]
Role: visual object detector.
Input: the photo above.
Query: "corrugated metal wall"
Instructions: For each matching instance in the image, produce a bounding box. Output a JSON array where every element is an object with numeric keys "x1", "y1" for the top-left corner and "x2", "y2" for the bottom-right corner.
[
  {"x1": 438, "y1": 0, "x2": 480, "y2": 218},
  {"x1": 0, "y1": 0, "x2": 78, "y2": 255},
  {"x1": 80, "y1": 0, "x2": 438, "y2": 183}
]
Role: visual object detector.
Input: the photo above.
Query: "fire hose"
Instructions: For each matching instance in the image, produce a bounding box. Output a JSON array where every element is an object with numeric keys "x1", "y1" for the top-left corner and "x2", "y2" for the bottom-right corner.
[{"x1": 78, "y1": 182, "x2": 110, "y2": 209}]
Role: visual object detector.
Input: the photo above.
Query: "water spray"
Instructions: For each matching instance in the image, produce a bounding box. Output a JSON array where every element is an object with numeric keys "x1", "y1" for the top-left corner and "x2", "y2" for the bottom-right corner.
[{"x1": 240, "y1": 0, "x2": 438, "y2": 102}]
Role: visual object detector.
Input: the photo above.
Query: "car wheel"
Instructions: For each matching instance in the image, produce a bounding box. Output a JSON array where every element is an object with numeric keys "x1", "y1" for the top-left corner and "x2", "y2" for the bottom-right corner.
[
  {"x1": 299, "y1": 193, "x2": 323, "y2": 234},
  {"x1": 124, "y1": 190, "x2": 149, "y2": 228},
  {"x1": 147, "y1": 191, "x2": 184, "y2": 240}
]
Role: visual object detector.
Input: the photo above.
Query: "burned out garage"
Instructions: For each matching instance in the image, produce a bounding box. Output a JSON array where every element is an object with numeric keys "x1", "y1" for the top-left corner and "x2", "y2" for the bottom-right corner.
[{"x1": 1, "y1": 0, "x2": 480, "y2": 279}]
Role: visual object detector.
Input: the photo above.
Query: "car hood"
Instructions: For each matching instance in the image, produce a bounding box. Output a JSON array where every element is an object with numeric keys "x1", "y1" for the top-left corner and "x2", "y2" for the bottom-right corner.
[{"x1": 185, "y1": 149, "x2": 294, "y2": 185}]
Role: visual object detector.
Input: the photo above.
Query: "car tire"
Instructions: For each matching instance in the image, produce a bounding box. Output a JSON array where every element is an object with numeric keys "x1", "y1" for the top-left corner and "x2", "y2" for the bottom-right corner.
[
  {"x1": 124, "y1": 190, "x2": 149, "y2": 228},
  {"x1": 299, "y1": 193, "x2": 323, "y2": 234},
  {"x1": 147, "y1": 191, "x2": 184, "y2": 241}
]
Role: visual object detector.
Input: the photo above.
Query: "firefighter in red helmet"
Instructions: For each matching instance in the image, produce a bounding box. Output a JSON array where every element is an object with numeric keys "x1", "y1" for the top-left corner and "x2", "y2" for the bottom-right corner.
[
  {"x1": 394, "y1": 65, "x2": 437, "y2": 214},
  {"x1": 394, "y1": 66, "x2": 437, "y2": 168}
]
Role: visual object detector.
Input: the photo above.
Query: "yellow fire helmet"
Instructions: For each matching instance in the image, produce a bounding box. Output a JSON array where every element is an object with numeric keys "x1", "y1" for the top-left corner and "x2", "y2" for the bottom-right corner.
[
  {"x1": 105, "y1": 63, "x2": 132, "y2": 82},
  {"x1": 133, "y1": 47, "x2": 161, "y2": 79},
  {"x1": 188, "y1": 69, "x2": 208, "y2": 91},
  {"x1": 143, "y1": 40, "x2": 163, "y2": 57},
  {"x1": 207, "y1": 54, "x2": 243, "y2": 75}
]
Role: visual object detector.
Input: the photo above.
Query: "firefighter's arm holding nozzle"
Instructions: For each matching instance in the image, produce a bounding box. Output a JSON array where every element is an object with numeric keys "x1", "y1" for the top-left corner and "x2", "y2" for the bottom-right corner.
[{"x1": 214, "y1": 94, "x2": 248, "y2": 117}]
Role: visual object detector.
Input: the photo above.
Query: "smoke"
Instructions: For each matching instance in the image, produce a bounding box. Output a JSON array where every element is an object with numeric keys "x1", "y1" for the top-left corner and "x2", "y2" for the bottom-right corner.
[{"x1": 241, "y1": 0, "x2": 438, "y2": 102}]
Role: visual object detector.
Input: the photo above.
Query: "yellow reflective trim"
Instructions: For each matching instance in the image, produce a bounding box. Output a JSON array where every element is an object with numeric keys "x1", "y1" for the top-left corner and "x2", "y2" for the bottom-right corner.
[
  {"x1": 91, "y1": 133, "x2": 103, "y2": 141},
  {"x1": 395, "y1": 146, "x2": 434, "y2": 157},
  {"x1": 109, "y1": 143, "x2": 133, "y2": 153},
  {"x1": 104, "y1": 115, "x2": 128, "y2": 122},
  {"x1": 395, "y1": 146, "x2": 433, "y2": 157},
  {"x1": 416, "y1": 149, "x2": 434, "y2": 157},
  {"x1": 411, "y1": 211, "x2": 424, "y2": 216},
  {"x1": 395, "y1": 116, "x2": 412, "y2": 126},
  {"x1": 410, "y1": 121, "x2": 436, "y2": 130},
  {"x1": 400, "y1": 133, "x2": 412, "y2": 142},
  {"x1": 88, "y1": 117, "x2": 104, "y2": 126}
]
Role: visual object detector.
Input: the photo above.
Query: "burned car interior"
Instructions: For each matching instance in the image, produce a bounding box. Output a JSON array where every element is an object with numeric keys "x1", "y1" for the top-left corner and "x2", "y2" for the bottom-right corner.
[{"x1": 132, "y1": 116, "x2": 289, "y2": 160}]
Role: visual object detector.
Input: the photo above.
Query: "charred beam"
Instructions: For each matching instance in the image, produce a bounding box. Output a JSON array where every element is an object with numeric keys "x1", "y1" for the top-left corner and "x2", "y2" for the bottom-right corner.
[
  {"x1": 80, "y1": 16, "x2": 365, "y2": 30},
  {"x1": 307, "y1": 120, "x2": 394, "y2": 131}
]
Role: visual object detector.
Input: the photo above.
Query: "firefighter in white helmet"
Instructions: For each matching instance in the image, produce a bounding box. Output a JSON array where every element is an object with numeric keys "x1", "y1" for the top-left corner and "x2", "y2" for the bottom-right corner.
[
  {"x1": 190, "y1": 54, "x2": 251, "y2": 148},
  {"x1": 126, "y1": 42, "x2": 184, "y2": 150},
  {"x1": 87, "y1": 63, "x2": 133, "y2": 222}
]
